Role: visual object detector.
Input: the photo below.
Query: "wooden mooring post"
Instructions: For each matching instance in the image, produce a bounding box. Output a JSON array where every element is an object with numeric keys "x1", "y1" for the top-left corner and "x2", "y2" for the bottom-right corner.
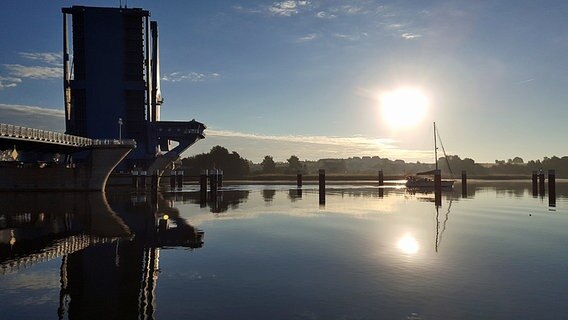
[
  {"x1": 217, "y1": 170, "x2": 223, "y2": 188},
  {"x1": 297, "y1": 173, "x2": 302, "y2": 187},
  {"x1": 176, "y1": 170, "x2": 184, "y2": 188},
  {"x1": 378, "y1": 170, "x2": 384, "y2": 186},
  {"x1": 170, "y1": 171, "x2": 176, "y2": 189},
  {"x1": 132, "y1": 170, "x2": 139, "y2": 190},
  {"x1": 319, "y1": 169, "x2": 325, "y2": 205},
  {"x1": 151, "y1": 171, "x2": 159, "y2": 203},
  {"x1": 140, "y1": 171, "x2": 147, "y2": 190},
  {"x1": 200, "y1": 170, "x2": 208, "y2": 206},
  {"x1": 209, "y1": 170, "x2": 219, "y2": 195},
  {"x1": 461, "y1": 170, "x2": 467, "y2": 198},
  {"x1": 538, "y1": 171, "x2": 545, "y2": 196},
  {"x1": 549, "y1": 169, "x2": 556, "y2": 207},
  {"x1": 531, "y1": 171, "x2": 538, "y2": 196}
]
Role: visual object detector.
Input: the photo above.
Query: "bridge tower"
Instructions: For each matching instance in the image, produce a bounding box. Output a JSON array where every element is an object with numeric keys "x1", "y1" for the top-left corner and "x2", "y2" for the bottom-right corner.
[{"x1": 62, "y1": 6, "x2": 204, "y2": 171}]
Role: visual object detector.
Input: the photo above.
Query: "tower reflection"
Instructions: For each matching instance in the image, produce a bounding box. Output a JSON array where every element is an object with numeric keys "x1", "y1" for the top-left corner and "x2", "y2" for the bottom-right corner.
[{"x1": 0, "y1": 191, "x2": 203, "y2": 320}]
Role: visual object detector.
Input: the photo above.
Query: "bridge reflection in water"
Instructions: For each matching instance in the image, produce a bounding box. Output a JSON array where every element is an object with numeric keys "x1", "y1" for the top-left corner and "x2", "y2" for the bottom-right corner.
[{"x1": 0, "y1": 191, "x2": 203, "y2": 320}]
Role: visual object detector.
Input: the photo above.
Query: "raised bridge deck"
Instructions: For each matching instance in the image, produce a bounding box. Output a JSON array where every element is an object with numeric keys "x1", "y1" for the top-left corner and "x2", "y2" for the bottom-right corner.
[{"x1": 0, "y1": 123, "x2": 135, "y2": 152}]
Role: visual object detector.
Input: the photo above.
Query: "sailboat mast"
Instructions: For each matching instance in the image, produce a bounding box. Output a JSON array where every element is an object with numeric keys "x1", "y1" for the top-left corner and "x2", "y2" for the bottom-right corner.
[{"x1": 434, "y1": 122, "x2": 438, "y2": 170}]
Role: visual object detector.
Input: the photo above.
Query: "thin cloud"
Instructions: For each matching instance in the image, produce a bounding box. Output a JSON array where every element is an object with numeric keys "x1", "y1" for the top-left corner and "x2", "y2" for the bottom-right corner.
[
  {"x1": 0, "y1": 104, "x2": 65, "y2": 131},
  {"x1": 18, "y1": 52, "x2": 63, "y2": 66},
  {"x1": 315, "y1": 11, "x2": 336, "y2": 19},
  {"x1": 332, "y1": 32, "x2": 368, "y2": 41},
  {"x1": 208, "y1": 129, "x2": 396, "y2": 147},
  {"x1": 3, "y1": 64, "x2": 62, "y2": 80},
  {"x1": 0, "y1": 51, "x2": 63, "y2": 86},
  {"x1": 192, "y1": 128, "x2": 432, "y2": 163},
  {"x1": 161, "y1": 72, "x2": 220, "y2": 83},
  {"x1": 0, "y1": 77, "x2": 21, "y2": 89},
  {"x1": 401, "y1": 32, "x2": 421, "y2": 39},
  {"x1": 517, "y1": 78, "x2": 535, "y2": 84},
  {"x1": 385, "y1": 23, "x2": 405, "y2": 30},
  {"x1": 326, "y1": 3, "x2": 386, "y2": 16},
  {"x1": 269, "y1": 1, "x2": 311, "y2": 17},
  {"x1": 232, "y1": 5, "x2": 262, "y2": 14},
  {"x1": 235, "y1": 1, "x2": 311, "y2": 17},
  {"x1": 335, "y1": 5, "x2": 365, "y2": 15},
  {"x1": 297, "y1": 33, "x2": 318, "y2": 42}
]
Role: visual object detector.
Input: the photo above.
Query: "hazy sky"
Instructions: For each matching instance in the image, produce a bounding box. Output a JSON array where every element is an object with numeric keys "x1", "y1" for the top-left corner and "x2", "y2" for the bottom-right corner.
[{"x1": 1, "y1": 0, "x2": 567, "y2": 163}]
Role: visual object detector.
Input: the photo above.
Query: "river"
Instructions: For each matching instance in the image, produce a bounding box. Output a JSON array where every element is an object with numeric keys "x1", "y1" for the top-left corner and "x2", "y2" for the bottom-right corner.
[{"x1": 1, "y1": 181, "x2": 567, "y2": 319}]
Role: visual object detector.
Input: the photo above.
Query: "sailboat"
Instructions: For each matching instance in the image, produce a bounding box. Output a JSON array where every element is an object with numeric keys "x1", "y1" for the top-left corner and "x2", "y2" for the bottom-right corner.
[{"x1": 405, "y1": 122, "x2": 455, "y2": 189}]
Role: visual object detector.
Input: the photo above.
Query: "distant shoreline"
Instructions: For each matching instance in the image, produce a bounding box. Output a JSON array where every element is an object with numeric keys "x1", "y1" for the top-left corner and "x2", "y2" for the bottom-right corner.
[
  {"x1": 195, "y1": 173, "x2": 568, "y2": 183},
  {"x1": 109, "y1": 172, "x2": 568, "y2": 187},
  {"x1": 229, "y1": 174, "x2": 536, "y2": 181}
]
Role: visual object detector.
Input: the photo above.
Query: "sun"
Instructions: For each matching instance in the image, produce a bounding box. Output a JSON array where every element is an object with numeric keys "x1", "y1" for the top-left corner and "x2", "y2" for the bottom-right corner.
[{"x1": 379, "y1": 87, "x2": 429, "y2": 129}]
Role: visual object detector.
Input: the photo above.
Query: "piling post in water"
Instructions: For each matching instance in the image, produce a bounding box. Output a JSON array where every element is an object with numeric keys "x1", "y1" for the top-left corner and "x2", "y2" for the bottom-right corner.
[
  {"x1": 538, "y1": 171, "x2": 545, "y2": 196},
  {"x1": 378, "y1": 170, "x2": 384, "y2": 186},
  {"x1": 151, "y1": 171, "x2": 159, "y2": 190},
  {"x1": 170, "y1": 171, "x2": 176, "y2": 189},
  {"x1": 434, "y1": 169, "x2": 442, "y2": 206},
  {"x1": 158, "y1": 217, "x2": 168, "y2": 232},
  {"x1": 140, "y1": 171, "x2": 147, "y2": 190},
  {"x1": 461, "y1": 170, "x2": 467, "y2": 198},
  {"x1": 151, "y1": 171, "x2": 159, "y2": 203},
  {"x1": 132, "y1": 170, "x2": 139, "y2": 190},
  {"x1": 549, "y1": 169, "x2": 556, "y2": 207},
  {"x1": 532, "y1": 171, "x2": 538, "y2": 196},
  {"x1": 210, "y1": 170, "x2": 218, "y2": 194},
  {"x1": 297, "y1": 172, "x2": 303, "y2": 187},
  {"x1": 319, "y1": 169, "x2": 326, "y2": 204},
  {"x1": 176, "y1": 170, "x2": 184, "y2": 188},
  {"x1": 200, "y1": 170, "x2": 208, "y2": 206},
  {"x1": 218, "y1": 170, "x2": 223, "y2": 188}
]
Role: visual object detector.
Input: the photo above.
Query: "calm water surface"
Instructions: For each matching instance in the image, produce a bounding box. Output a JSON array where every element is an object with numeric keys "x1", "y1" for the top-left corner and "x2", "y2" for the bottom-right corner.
[{"x1": 1, "y1": 181, "x2": 567, "y2": 319}]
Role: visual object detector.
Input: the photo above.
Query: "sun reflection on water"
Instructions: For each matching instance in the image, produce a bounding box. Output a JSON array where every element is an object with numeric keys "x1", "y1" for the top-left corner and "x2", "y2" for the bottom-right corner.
[{"x1": 397, "y1": 233, "x2": 419, "y2": 255}]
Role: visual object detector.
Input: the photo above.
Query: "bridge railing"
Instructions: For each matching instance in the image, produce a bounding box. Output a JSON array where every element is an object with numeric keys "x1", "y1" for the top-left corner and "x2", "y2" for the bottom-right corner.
[
  {"x1": 92, "y1": 139, "x2": 137, "y2": 146},
  {"x1": 1, "y1": 123, "x2": 136, "y2": 147},
  {"x1": 1, "y1": 123, "x2": 91, "y2": 146}
]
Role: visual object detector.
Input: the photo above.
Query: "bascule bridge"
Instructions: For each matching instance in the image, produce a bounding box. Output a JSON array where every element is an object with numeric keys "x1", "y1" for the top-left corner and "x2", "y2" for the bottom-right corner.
[{"x1": 62, "y1": 6, "x2": 205, "y2": 172}]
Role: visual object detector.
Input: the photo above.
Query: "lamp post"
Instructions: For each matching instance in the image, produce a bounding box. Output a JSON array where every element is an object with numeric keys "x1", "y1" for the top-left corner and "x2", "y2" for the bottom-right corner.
[{"x1": 118, "y1": 117, "x2": 123, "y2": 142}]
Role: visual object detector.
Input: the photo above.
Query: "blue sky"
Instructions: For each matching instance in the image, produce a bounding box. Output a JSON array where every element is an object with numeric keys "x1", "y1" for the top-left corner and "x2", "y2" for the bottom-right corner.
[{"x1": 1, "y1": 0, "x2": 567, "y2": 163}]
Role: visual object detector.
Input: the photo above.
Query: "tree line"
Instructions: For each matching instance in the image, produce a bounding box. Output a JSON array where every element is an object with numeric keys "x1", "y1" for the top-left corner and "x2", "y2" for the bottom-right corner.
[{"x1": 180, "y1": 145, "x2": 568, "y2": 178}]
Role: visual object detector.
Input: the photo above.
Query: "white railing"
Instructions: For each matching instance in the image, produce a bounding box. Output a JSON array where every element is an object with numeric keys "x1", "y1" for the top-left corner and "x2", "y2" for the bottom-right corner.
[
  {"x1": 92, "y1": 139, "x2": 137, "y2": 146},
  {"x1": 0, "y1": 123, "x2": 136, "y2": 147}
]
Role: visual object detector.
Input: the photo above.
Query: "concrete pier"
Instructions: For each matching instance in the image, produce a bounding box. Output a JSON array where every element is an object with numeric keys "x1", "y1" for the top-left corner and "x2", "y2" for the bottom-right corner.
[{"x1": 0, "y1": 142, "x2": 134, "y2": 191}]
